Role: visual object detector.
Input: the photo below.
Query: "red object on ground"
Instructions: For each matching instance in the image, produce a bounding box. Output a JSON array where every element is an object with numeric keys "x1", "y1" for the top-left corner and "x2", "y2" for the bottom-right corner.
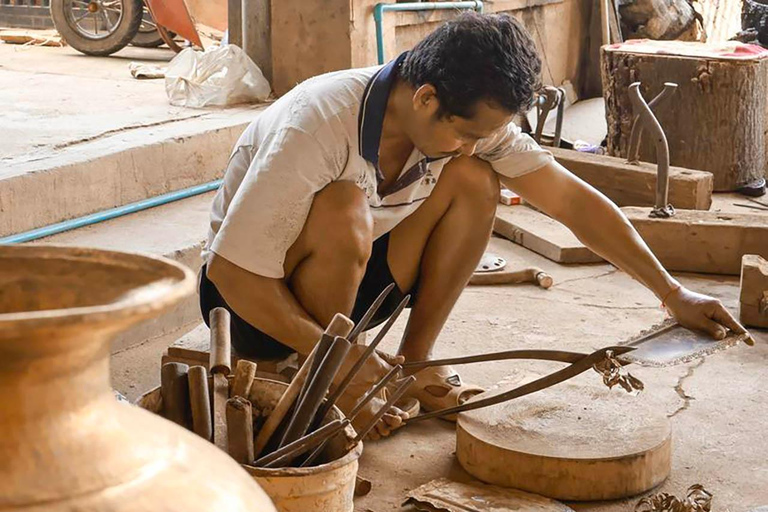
[{"x1": 145, "y1": 0, "x2": 202, "y2": 48}]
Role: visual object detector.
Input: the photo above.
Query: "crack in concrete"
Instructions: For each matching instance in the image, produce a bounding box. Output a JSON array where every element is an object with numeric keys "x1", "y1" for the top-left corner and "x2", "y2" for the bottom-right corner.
[
  {"x1": 669, "y1": 358, "x2": 706, "y2": 418},
  {"x1": 550, "y1": 268, "x2": 620, "y2": 288}
]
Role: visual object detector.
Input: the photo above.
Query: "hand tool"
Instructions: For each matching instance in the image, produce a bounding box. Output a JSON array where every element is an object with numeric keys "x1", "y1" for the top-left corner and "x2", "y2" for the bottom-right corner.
[
  {"x1": 734, "y1": 202, "x2": 768, "y2": 212},
  {"x1": 277, "y1": 336, "x2": 352, "y2": 452},
  {"x1": 355, "y1": 476, "x2": 373, "y2": 497},
  {"x1": 253, "y1": 418, "x2": 346, "y2": 467},
  {"x1": 348, "y1": 282, "x2": 395, "y2": 343},
  {"x1": 226, "y1": 396, "x2": 254, "y2": 464},
  {"x1": 231, "y1": 359, "x2": 258, "y2": 398},
  {"x1": 253, "y1": 313, "x2": 353, "y2": 457},
  {"x1": 404, "y1": 346, "x2": 636, "y2": 423},
  {"x1": 263, "y1": 420, "x2": 350, "y2": 469},
  {"x1": 469, "y1": 267, "x2": 553, "y2": 288},
  {"x1": 300, "y1": 364, "x2": 403, "y2": 467},
  {"x1": 161, "y1": 362, "x2": 191, "y2": 428},
  {"x1": 312, "y1": 295, "x2": 410, "y2": 429},
  {"x1": 188, "y1": 365, "x2": 212, "y2": 440},
  {"x1": 296, "y1": 326, "x2": 335, "y2": 410},
  {"x1": 209, "y1": 307, "x2": 232, "y2": 451}
]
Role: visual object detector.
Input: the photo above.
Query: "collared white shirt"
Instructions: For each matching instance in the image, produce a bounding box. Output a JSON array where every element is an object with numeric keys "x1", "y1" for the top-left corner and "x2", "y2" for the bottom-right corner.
[{"x1": 203, "y1": 53, "x2": 553, "y2": 279}]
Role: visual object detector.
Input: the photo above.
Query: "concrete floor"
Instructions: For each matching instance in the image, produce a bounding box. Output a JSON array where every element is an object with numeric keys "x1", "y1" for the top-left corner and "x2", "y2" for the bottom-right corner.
[{"x1": 111, "y1": 236, "x2": 768, "y2": 512}]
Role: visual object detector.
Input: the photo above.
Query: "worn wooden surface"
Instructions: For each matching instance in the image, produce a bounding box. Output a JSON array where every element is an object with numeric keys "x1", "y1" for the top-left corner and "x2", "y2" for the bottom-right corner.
[
  {"x1": 494, "y1": 205, "x2": 604, "y2": 264},
  {"x1": 740, "y1": 254, "x2": 768, "y2": 328},
  {"x1": 624, "y1": 207, "x2": 768, "y2": 275},
  {"x1": 602, "y1": 41, "x2": 768, "y2": 191},
  {"x1": 456, "y1": 376, "x2": 671, "y2": 501},
  {"x1": 551, "y1": 147, "x2": 713, "y2": 210}
]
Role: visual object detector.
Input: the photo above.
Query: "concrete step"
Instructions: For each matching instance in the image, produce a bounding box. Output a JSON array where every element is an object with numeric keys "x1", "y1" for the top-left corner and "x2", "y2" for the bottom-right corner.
[
  {"x1": 33, "y1": 190, "x2": 214, "y2": 353},
  {"x1": 1, "y1": 107, "x2": 262, "y2": 238}
]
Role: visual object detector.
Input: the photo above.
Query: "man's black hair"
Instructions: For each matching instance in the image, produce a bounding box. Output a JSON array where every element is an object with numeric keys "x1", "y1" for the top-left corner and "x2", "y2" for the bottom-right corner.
[{"x1": 400, "y1": 12, "x2": 542, "y2": 118}]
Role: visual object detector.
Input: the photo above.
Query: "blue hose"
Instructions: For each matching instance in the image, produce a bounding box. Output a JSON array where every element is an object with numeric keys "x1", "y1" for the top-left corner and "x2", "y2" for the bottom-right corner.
[{"x1": 0, "y1": 180, "x2": 223, "y2": 245}]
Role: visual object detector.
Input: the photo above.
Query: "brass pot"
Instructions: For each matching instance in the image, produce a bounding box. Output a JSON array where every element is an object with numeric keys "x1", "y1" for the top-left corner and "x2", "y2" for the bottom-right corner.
[{"x1": 0, "y1": 246, "x2": 276, "y2": 511}]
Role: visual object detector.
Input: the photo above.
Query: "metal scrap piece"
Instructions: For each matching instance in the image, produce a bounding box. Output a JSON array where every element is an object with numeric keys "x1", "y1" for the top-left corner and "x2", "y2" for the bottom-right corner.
[
  {"x1": 404, "y1": 478, "x2": 574, "y2": 512},
  {"x1": 593, "y1": 349, "x2": 645, "y2": 393},
  {"x1": 635, "y1": 484, "x2": 713, "y2": 512}
]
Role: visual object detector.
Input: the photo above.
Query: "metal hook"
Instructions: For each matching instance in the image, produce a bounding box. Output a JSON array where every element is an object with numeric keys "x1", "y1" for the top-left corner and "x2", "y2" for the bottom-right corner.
[{"x1": 628, "y1": 82, "x2": 676, "y2": 218}]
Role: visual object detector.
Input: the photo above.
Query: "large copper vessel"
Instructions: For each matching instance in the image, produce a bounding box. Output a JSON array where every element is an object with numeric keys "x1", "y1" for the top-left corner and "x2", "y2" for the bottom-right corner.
[{"x1": 0, "y1": 246, "x2": 276, "y2": 511}]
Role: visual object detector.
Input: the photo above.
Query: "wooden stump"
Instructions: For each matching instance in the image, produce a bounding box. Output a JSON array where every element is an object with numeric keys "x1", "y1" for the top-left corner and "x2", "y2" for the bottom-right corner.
[
  {"x1": 601, "y1": 40, "x2": 768, "y2": 191},
  {"x1": 740, "y1": 254, "x2": 768, "y2": 328},
  {"x1": 456, "y1": 375, "x2": 671, "y2": 501}
]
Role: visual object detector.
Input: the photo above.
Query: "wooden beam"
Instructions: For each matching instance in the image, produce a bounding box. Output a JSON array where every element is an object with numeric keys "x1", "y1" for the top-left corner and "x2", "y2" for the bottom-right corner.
[
  {"x1": 551, "y1": 147, "x2": 713, "y2": 210},
  {"x1": 623, "y1": 207, "x2": 768, "y2": 275},
  {"x1": 494, "y1": 205, "x2": 604, "y2": 264},
  {"x1": 740, "y1": 255, "x2": 768, "y2": 328}
]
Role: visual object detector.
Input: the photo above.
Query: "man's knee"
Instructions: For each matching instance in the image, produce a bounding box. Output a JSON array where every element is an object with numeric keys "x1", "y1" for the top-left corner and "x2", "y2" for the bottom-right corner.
[
  {"x1": 308, "y1": 181, "x2": 373, "y2": 265},
  {"x1": 441, "y1": 156, "x2": 500, "y2": 210}
]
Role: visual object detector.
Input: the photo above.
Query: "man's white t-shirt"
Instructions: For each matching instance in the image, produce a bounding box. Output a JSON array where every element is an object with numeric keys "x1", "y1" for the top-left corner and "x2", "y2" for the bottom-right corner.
[{"x1": 203, "y1": 54, "x2": 553, "y2": 279}]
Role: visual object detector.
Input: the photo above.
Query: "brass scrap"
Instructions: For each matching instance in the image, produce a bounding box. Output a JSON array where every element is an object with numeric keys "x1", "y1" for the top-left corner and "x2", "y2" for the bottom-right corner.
[
  {"x1": 593, "y1": 350, "x2": 645, "y2": 393},
  {"x1": 635, "y1": 484, "x2": 712, "y2": 512}
]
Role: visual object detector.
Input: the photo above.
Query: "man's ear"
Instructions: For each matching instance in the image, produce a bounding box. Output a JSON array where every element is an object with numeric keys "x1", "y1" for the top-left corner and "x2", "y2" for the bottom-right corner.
[{"x1": 412, "y1": 84, "x2": 439, "y2": 114}]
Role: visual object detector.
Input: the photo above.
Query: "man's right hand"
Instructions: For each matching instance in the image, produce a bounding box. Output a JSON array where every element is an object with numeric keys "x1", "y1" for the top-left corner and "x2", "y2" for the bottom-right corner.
[{"x1": 334, "y1": 345, "x2": 410, "y2": 439}]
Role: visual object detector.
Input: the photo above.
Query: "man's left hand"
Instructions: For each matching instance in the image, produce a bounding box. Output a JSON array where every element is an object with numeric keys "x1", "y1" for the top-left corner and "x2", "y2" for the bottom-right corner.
[{"x1": 663, "y1": 286, "x2": 747, "y2": 340}]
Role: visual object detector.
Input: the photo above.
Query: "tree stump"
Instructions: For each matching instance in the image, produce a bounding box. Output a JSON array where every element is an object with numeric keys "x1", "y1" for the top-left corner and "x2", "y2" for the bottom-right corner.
[{"x1": 601, "y1": 40, "x2": 768, "y2": 191}]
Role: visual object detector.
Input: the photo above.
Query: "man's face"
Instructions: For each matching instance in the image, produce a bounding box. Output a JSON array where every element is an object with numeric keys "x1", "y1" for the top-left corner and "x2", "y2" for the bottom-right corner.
[{"x1": 405, "y1": 84, "x2": 514, "y2": 159}]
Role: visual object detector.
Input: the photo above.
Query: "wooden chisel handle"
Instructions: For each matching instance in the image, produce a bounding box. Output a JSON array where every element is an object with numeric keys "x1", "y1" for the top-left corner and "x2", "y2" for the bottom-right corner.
[
  {"x1": 188, "y1": 365, "x2": 212, "y2": 440},
  {"x1": 209, "y1": 307, "x2": 232, "y2": 375},
  {"x1": 253, "y1": 313, "x2": 353, "y2": 457}
]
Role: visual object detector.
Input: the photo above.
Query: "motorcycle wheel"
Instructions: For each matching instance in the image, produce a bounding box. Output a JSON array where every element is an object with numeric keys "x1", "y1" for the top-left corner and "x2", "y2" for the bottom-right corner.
[{"x1": 50, "y1": 0, "x2": 143, "y2": 56}]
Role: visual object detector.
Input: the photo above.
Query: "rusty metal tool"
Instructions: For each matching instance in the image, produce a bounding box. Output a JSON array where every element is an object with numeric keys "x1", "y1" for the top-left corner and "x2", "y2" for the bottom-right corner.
[
  {"x1": 209, "y1": 307, "x2": 232, "y2": 451},
  {"x1": 534, "y1": 86, "x2": 566, "y2": 147},
  {"x1": 160, "y1": 362, "x2": 191, "y2": 428},
  {"x1": 627, "y1": 82, "x2": 678, "y2": 164},
  {"x1": 188, "y1": 365, "x2": 212, "y2": 440},
  {"x1": 278, "y1": 336, "x2": 352, "y2": 451},
  {"x1": 405, "y1": 346, "x2": 636, "y2": 423},
  {"x1": 313, "y1": 295, "x2": 410, "y2": 429},
  {"x1": 300, "y1": 364, "x2": 403, "y2": 467},
  {"x1": 253, "y1": 313, "x2": 353, "y2": 457},
  {"x1": 348, "y1": 282, "x2": 395, "y2": 343},
  {"x1": 226, "y1": 396, "x2": 254, "y2": 464},
  {"x1": 253, "y1": 419, "x2": 347, "y2": 468},
  {"x1": 628, "y1": 82, "x2": 678, "y2": 219},
  {"x1": 231, "y1": 359, "x2": 258, "y2": 399}
]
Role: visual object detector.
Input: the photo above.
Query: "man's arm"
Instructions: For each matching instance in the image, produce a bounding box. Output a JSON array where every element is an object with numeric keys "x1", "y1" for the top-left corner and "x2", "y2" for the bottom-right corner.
[
  {"x1": 502, "y1": 161, "x2": 746, "y2": 339},
  {"x1": 207, "y1": 254, "x2": 323, "y2": 355}
]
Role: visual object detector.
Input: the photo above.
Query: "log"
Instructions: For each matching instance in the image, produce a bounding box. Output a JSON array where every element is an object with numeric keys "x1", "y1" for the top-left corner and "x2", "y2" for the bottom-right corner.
[
  {"x1": 740, "y1": 254, "x2": 768, "y2": 328},
  {"x1": 456, "y1": 378, "x2": 671, "y2": 501},
  {"x1": 494, "y1": 205, "x2": 604, "y2": 264},
  {"x1": 601, "y1": 40, "x2": 768, "y2": 191},
  {"x1": 623, "y1": 207, "x2": 768, "y2": 275},
  {"x1": 551, "y1": 147, "x2": 713, "y2": 210}
]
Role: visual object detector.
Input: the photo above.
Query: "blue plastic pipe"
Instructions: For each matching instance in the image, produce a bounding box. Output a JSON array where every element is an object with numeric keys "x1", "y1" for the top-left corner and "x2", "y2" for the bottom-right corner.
[
  {"x1": 0, "y1": 180, "x2": 223, "y2": 245},
  {"x1": 374, "y1": 1, "x2": 484, "y2": 65}
]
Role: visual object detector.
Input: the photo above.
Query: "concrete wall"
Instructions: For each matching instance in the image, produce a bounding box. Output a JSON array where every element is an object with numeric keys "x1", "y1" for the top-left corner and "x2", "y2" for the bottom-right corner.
[{"x1": 271, "y1": 0, "x2": 594, "y2": 97}]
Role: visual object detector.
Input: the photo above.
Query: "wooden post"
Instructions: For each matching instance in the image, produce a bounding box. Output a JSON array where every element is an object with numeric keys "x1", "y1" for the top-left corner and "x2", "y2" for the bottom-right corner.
[
  {"x1": 242, "y1": 0, "x2": 271, "y2": 83},
  {"x1": 601, "y1": 40, "x2": 768, "y2": 192}
]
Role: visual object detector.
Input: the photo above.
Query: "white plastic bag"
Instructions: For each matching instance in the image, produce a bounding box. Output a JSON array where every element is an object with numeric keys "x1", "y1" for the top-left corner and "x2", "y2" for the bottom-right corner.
[{"x1": 165, "y1": 44, "x2": 271, "y2": 108}]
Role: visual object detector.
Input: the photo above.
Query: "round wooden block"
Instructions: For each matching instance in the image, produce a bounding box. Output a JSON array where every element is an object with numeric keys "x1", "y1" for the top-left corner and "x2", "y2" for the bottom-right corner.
[{"x1": 456, "y1": 375, "x2": 671, "y2": 501}]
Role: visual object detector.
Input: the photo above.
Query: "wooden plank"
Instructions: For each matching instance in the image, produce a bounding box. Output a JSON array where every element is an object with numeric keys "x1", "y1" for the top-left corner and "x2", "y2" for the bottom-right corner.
[
  {"x1": 457, "y1": 378, "x2": 671, "y2": 501},
  {"x1": 740, "y1": 255, "x2": 768, "y2": 328},
  {"x1": 494, "y1": 205, "x2": 604, "y2": 264},
  {"x1": 551, "y1": 147, "x2": 713, "y2": 210},
  {"x1": 623, "y1": 207, "x2": 768, "y2": 275}
]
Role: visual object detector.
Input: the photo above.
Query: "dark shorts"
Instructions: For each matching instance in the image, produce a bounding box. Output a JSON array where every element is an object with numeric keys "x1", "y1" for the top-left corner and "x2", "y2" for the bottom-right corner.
[{"x1": 199, "y1": 232, "x2": 415, "y2": 359}]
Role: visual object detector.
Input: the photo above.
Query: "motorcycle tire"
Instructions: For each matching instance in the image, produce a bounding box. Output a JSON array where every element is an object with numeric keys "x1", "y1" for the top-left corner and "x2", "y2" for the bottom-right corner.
[{"x1": 50, "y1": 0, "x2": 143, "y2": 56}]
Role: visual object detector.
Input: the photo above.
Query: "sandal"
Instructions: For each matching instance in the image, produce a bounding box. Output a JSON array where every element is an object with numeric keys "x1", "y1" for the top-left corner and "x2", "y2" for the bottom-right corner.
[{"x1": 409, "y1": 365, "x2": 485, "y2": 422}]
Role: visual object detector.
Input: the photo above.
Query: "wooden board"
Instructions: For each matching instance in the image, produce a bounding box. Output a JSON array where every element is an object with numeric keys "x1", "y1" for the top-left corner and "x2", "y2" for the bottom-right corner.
[
  {"x1": 623, "y1": 207, "x2": 768, "y2": 275},
  {"x1": 551, "y1": 147, "x2": 713, "y2": 210},
  {"x1": 601, "y1": 40, "x2": 768, "y2": 191},
  {"x1": 494, "y1": 205, "x2": 604, "y2": 264},
  {"x1": 740, "y1": 254, "x2": 768, "y2": 328},
  {"x1": 456, "y1": 376, "x2": 671, "y2": 501}
]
